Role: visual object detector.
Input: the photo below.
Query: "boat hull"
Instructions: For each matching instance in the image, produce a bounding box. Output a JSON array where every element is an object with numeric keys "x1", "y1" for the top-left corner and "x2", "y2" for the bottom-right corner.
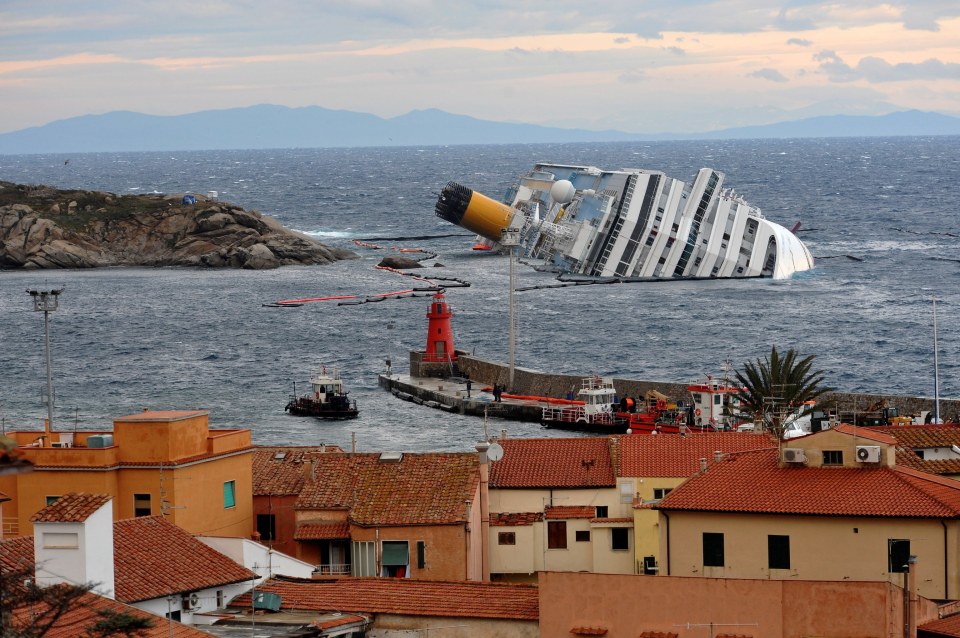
[{"x1": 285, "y1": 398, "x2": 359, "y2": 419}]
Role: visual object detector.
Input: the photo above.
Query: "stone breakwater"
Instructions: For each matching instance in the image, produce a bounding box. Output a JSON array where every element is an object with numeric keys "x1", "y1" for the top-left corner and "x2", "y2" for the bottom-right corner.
[
  {"x1": 0, "y1": 181, "x2": 356, "y2": 269},
  {"x1": 455, "y1": 355, "x2": 960, "y2": 421}
]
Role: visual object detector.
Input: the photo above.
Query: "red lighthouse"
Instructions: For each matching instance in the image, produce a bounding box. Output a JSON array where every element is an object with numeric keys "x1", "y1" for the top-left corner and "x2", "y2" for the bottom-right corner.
[{"x1": 424, "y1": 290, "x2": 456, "y2": 362}]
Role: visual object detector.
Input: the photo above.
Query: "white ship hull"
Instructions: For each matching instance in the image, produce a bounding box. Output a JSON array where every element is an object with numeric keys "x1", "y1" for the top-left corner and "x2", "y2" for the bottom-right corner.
[{"x1": 435, "y1": 163, "x2": 814, "y2": 280}]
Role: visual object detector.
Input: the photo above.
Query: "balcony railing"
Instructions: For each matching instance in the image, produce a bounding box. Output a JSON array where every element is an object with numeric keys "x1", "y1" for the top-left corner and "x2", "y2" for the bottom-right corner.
[{"x1": 313, "y1": 563, "x2": 351, "y2": 576}]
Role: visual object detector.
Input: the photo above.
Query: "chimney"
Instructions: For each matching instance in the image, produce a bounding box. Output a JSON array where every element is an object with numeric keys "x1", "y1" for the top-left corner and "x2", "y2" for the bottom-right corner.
[
  {"x1": 699, "y1": 458, "x2": 708, "y2": 472},
  {"x1": 714, "y1": 450, "x2": 723, "y2": 463},
  {"x1": 303, "y1": 458, "x2": 316, "y2": 483}
]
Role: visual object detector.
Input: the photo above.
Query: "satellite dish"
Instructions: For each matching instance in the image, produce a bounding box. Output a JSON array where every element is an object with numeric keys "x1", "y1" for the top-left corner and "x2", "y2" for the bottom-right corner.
[{"x1": 486, "y1": 442, "x2": 504, "y2": 462}]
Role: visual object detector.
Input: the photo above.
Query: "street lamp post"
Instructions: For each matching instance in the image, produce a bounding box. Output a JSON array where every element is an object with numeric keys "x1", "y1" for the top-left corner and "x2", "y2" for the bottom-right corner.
[
  {"x1": 499, "y1": 228, "x2": 520, "y2": 391},
  {"x1": 27, "y1": 288, "x2": 64, "y2": 440}
]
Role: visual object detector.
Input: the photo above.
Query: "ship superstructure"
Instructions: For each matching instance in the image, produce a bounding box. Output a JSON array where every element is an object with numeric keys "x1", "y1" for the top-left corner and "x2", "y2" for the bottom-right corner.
[{"x1": 435, "y1": 163, "x2": 814, "y2": 279}]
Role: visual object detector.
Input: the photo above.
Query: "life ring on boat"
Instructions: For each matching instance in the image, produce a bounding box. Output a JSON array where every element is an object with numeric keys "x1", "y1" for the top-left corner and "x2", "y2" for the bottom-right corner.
[
  {"x1": 695, "y1": 408, "x2": 701, "y2": 416},
  {"x1": 656, "y1": 400, "x2": 666, "y2": 410}
]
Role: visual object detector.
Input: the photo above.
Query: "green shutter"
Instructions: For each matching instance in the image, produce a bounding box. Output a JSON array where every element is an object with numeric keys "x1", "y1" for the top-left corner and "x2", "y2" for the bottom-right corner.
[
  {"x1": 223, "y1": 481, "x2": 236, "y2": 508},
  {"x1": 381, "y1": 541, "x2": 409, "y2": 565}
]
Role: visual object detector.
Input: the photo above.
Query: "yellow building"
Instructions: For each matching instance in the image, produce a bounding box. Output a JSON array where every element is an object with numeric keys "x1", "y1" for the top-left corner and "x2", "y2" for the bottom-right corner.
[
  {"x1": 655, "y1": 424, "x2": 960, "y2": 600},
  {"x1": 0, "y1": 410, "x2": 253, "y2": 538},
  {"x1": 618, "y1": 432, "x2": 775, "y2": 574}
]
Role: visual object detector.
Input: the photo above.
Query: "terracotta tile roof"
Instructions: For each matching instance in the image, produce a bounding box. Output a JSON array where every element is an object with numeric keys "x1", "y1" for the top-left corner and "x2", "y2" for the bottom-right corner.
[
  {"x1": 253, "y1": 446, "x2": 341, "y2": 496},
  {"x1": 920, "y1": 612, "x2": 960, "y2": 637},
  {"x1": 831, "y1": 423, "x2": 898, "y2": 444},
  {"x1": 545, "y1": 505, "x2": 595, "y2": 519},
  {"x1": 312, "y1": 614, "x2": 369, "y2": 630},
  {"x1": 638, "y1": 632, "x2": 678, "y2": 638},
  {"x1": 236, "y1": 576, "x2": 539, "y2": 620},
  {"x1": 591, "y1": 517, "x2": 633, "y2": 524},
  {"x1": 295, "y1": 452, "x2": 479, "y2": 526},
  {"x1": 0, "y1": 535, "x2": 35, "y2": 572},
  {"x1": 490, "y1": 437, "x2": 615, "y2": 488},
  {"x1": 114, "y1": 516, "x2": 256, "y2": 603},
  {"x1": 9, "y1": 588, "x2": 209, "y2": 638},
  {"x1": 490, "y1": 512, "x2": 543, "y2": 526},
  {"x1": 868, "y1": 424, "x2": 960, "y2": 448},
  {"x1": 656, "y1": 448, "x2": 960, "y2": 517},
  {"x1": 916, "y1": 459, "x2": 960, "y2": 475},
  {"x1": 30, "y1": 492, "x2": 111, "y2": 523},
  {"x1": 295, "y1": 521, "x2": 350, "y2": 540},
  {"x1": 616, "y1": 432, "x2": 776, "y2": 477}
]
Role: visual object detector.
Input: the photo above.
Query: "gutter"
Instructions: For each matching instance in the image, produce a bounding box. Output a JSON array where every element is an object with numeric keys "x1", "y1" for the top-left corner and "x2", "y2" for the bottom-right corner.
[
  {"x1": 663, "y1": 511, "x2": 670, "y2": 576},
  {"x1": 943, "y1": 520, "x2": 949, "y2": 599}
]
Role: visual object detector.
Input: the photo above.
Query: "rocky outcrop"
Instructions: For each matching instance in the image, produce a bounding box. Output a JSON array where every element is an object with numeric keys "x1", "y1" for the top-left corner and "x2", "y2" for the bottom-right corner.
[
  {"x1": 0, "y1": 181, "x2": 357, "y2": 269},
  {"x1": 377, "y1": 255, "x2": 424, "y2": 270}
]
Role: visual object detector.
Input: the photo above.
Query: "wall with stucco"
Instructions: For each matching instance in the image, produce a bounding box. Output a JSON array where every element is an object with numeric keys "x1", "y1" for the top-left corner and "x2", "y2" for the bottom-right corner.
[{"x1": 538, "y1": 571, "x2": 940, "y2": 638}]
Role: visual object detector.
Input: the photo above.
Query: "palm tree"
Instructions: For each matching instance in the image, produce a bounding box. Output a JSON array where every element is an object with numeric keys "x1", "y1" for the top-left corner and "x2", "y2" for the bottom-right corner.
[{"x1": 734, "y1": 346, "x2": 833, "y2": 440}]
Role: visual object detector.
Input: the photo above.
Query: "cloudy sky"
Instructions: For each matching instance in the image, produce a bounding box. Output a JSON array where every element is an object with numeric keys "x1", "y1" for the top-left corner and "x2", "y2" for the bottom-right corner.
[{"x1": 2, "y1": 1, "x2": 959, "y2": 134}]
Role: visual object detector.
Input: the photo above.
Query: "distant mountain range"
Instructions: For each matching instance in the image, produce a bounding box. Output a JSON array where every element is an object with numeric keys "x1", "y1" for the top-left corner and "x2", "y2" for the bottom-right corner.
[{"x1": 1, "y1": 104, "x2": 958, "y2": 154}]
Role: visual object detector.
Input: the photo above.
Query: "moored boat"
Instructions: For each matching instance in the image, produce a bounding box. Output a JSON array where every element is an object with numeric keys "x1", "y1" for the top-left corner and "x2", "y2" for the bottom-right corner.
[
  {"x1": 285, "y1": 367, "x2": 359, "y2": 419},
  {"x1": 541, "y1": 373, "x2": 751, "y2": 434}
]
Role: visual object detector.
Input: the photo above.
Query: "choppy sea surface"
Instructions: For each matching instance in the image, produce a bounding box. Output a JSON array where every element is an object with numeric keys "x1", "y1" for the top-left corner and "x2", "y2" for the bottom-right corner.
[{"x1": 1, "y1": 138, "x2": 957, "y2": 452}]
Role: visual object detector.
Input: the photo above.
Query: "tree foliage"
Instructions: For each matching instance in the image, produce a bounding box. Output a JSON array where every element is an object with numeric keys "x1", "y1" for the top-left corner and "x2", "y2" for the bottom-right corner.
[
  {"x1": 734, "y1": 345, "x2": 833, "y2": 440},
  {"x1": 0, "y1": 558, "x2": 153, "y2": 638}
]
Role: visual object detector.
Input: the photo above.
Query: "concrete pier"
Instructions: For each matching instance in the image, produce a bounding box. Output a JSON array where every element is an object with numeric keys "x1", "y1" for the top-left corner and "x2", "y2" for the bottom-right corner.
[
  {"x1": 382, "y1": 353, "x2": 960, "y2": 425},
  {"x1": 378, "y1": 373, "x2": 547, "y2": 422}
]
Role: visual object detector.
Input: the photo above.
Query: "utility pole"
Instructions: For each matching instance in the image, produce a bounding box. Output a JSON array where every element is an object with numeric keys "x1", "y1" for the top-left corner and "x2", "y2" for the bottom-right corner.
[{"x1": 27, "y1": 288, "x2": 64, "y2": 439}]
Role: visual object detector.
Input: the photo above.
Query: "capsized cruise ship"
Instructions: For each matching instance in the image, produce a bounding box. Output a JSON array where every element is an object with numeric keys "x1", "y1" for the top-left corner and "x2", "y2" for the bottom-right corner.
[{"x1": 435, "y1": 163, "x2": 814, "y2": 279}]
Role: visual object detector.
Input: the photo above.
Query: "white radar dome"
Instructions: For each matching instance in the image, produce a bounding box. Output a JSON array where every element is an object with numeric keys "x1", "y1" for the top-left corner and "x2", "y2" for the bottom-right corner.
[{"x1": 550, "y1": 180, "x2": 576, "y2": 204}]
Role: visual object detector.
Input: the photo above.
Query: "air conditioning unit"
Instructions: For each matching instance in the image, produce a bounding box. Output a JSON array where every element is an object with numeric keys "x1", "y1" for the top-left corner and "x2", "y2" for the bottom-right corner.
[
  {"x1": 783, "y1": 448, "x2": 807, "y2": 463},
  {"x1": 181, "y1": 592, "x2": 200, "y2": 611},
  {"x1": 856, "y1": 445, "x2": 881, "y2": 463}
]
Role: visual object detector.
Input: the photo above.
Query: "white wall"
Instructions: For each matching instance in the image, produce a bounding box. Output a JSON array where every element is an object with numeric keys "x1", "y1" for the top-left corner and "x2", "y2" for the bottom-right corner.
[
  {"x1": 197, "y1": 535, "x2": 314, "y2": 579},
  {"x1": 34, "y1": 500, "x2": 115, "y2": 598}
]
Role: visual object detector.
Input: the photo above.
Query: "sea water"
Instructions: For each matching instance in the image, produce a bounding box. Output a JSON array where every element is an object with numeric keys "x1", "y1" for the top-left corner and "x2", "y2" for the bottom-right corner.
[{"x1": 0, "y1": 138, "x2": 957, "y2": 452}]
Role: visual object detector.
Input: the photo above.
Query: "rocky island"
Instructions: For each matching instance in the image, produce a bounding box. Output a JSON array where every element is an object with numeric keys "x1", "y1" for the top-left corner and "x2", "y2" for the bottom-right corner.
[{"x1": 0, "y1": 181, "x2": 357, "y2": 269}]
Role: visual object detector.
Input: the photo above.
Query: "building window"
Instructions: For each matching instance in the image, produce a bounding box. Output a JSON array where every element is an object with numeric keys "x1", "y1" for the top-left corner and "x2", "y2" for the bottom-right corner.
[
  {"x1": 216, "y1": 590, "x2": 224, "y2": 608},
  {"x1": 611, "y1": 528, "x2": 629, "y2": 551},
  {"x1": 619, "y1": 482, "x2": 633, "y2": 504},
  {"x1": 223, "y1": 480, "x2": 236, "y2": 508},
  {"x1": 548, "y1": 521, "x2": 567, "y2": 549},
  {"x1": 351, "y1": 541, "x2": 375, "y2": 577},
  {"x1": 45, "y1": 496, "x2": 61, "y2": 506},
  {"x1": 889, "y1": 539, "x2": 911, "y2": 573},
  {"x1": 256, "y1": 514, "x2": 276, "y2": 541},
  {"x1": 381, "y1": 541, "x2": 409, "y2": 578},
  {"x1": 134, "y1": 493, "x2": 151, "y2": 517},
  {"x1": 498, "y1": 532, "x2": 516, "y2": 545},
  {"x1": 768, "y1": 535, "x2": 790, "y2": 569},
  {"x1": 417, "y1": 540, "x2": 426, "y2": 569},
  {"x1": 823, "y1": 450, "x2": 844, "y2": 465},
  {"x1": 703, "y1": 532, "x2": 724, "y2": 567},
  {"x1": 575, "y1": 530, "x2": 591, "y2": 542},
  {"x1": 595, "y1": 505, "x2": 608, "y2": 518},
  {"x1": 653, "y1": 488, "x2": 673, "y2": 500}
]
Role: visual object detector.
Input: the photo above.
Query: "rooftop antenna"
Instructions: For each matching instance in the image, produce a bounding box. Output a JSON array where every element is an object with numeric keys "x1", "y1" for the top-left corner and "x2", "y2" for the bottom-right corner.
[{"x1": 27, "y1": 288, "x2": 64, "y2": 440}]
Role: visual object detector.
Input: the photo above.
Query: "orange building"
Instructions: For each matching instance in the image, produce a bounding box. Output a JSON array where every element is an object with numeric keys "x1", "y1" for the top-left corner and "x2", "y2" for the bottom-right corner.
[{"x1": 0, "y1": 410, "x2": 253, "y2": 538}]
